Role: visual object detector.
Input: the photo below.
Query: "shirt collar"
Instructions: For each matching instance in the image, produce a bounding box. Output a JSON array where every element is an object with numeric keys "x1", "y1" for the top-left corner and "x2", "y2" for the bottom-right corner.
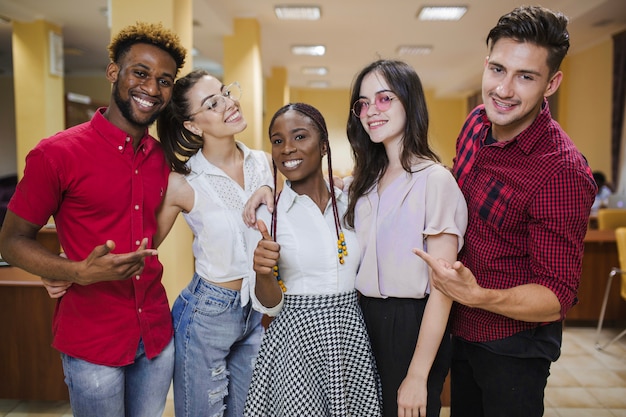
[
  {"x1": 91, "y1": 107, "x2": 154, "y2": 154},
  {"x1": 279, "y1": 179, "x2": 347, "y2": 212}
]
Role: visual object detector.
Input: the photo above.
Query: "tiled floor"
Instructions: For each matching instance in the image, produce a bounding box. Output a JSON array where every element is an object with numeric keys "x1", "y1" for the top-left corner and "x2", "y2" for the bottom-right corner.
[{"x1": 1, "y1": 326, "x2": 624, "y2": 416}]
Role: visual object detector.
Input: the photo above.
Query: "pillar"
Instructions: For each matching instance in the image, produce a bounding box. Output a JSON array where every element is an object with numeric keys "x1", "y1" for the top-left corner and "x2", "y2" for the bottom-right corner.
[
  {"x1": 12, "y1": 20, "x2": 64, "y2": 178},
  {"x1": 263, "y1": 66, "x2": 289, "y2": 151},
  {"x1": 223, "y1": 18, "x2": 264, "y2": 150}
]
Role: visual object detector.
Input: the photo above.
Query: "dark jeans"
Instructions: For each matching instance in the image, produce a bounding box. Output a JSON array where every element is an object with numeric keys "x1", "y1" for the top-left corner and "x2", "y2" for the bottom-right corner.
[
  {"x1": 360, "y1": 295, "x2": 451, "y2": 417},
  {"x1": 450, "y1": 336, "x2": 551, "y2": 417}
]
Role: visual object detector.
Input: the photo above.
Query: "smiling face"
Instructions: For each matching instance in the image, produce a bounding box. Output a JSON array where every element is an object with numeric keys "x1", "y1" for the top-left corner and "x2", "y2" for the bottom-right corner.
[
  {"x1": 482, "y1": 38, "x2": 562, "y2": 141},
  {"x1": 358, "y1": 70, "x2": 407, "y2": 147},
  {"x1": 106, "y1": 43, "x2": 177, "y2": 133},
  {"x1": 269, "y1": 109, "x2": 326, "y2": 186},
  {"x1": 182, "y1": 75, "x2": 247, "y2": 140}
]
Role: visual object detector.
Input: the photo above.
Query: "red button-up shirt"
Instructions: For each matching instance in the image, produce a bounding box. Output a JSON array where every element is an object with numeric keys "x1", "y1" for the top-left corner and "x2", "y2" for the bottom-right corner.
[
  {"x1": 451, "y1": 100, "x2": 596, "y2": 342},
  {"x1": 9, "y1": 108, "x2": 172, "y2": 366}
]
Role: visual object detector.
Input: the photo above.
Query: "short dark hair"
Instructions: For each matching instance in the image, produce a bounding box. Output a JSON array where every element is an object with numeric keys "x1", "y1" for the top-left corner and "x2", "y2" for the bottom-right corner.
[
  {"x1": 108, "y1": 21, "x2": 186, "y2": 73},
  {"x1": 487, "y1": 5, "x2": 570, "y2": 75}
]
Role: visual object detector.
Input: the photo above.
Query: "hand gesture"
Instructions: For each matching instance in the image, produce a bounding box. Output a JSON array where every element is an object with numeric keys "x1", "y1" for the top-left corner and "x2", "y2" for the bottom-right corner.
[
  {"x1": 253, "y1": 220, "x2": 280, "y2": 277},
  {"x1": 412, "y1": 248, "x2": 479, "y2": 306},
  {"x1": 74, "y1": 238, "x2": 157, "y2": 285}
]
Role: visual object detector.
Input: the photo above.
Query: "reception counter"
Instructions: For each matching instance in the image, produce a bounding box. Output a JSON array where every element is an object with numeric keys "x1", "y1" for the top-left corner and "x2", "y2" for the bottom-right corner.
[
  {"x1": 0, "y1": 226, "x2": 68, "y2": 400},
  {"x1": 566, "y1": 229, "x2": 626, "y2": 325},
  {"x1": 0, "y1": 265, "x2": 68, "y2": 400}
]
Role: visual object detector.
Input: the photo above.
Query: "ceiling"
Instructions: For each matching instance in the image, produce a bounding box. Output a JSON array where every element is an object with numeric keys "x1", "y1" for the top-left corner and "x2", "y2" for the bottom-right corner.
[{"x1": 1, "y1": 0, "x2": 625, "y2": 98}]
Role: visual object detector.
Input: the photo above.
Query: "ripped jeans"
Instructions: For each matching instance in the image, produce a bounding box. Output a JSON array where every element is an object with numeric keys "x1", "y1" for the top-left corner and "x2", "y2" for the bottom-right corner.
[{"x1": 172, "y1": 273, "x2": 263, "y2": 417}]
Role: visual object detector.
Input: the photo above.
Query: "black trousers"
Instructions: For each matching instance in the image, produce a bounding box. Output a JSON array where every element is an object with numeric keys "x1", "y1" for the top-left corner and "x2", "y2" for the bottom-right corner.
[
  {"x1": 450, "y1": 336, "x2": 551, "y2": 417},
  {"x1": 359, "y1": 295, "x2": 451, "y2": 417}
]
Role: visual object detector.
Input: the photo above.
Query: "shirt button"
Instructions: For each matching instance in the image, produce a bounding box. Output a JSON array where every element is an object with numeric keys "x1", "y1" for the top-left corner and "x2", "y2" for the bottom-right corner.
[
  {"x1": 135, "y1": 275, "x2": 140, "y2": 280},
  {"x1": 134, "y1": 205, "x2": 140, "y2": 210},
  {"x1": 118, "y1": 145, "x2": 123, "y2": 151},
  {"x1": 135, "y1": 240, "x2": 141, "y2": 246},
  {"x1": 135, "y1": 169, "x2": 139, "y2": 174},
  {"x1": 126, "y1": 137, "x2": 131, "y2": 142},
  {"x1": 138, "y1": 308, "x2": 142, "y2": 313}
]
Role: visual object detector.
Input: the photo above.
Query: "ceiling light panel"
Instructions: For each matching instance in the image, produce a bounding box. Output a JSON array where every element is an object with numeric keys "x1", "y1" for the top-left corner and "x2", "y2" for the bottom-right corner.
[
  {"x1": 417, "y1": 6, "x2": 467, "y2": 21},
  {"x1": 291, "y1": 45, "x2": 326, "y2": 56},
  {"x1": 397, "y1": 45, "x2": 433, "y2": 55},
  {"x1": 275, "y1": 5, "x2": 321, "y2": 20},
  {"x1": 307, "y1": 80, "x2": 329, "y2": 88},
  {"x1": 301, "y1": 66, "x2": 328, "y2": 75}
]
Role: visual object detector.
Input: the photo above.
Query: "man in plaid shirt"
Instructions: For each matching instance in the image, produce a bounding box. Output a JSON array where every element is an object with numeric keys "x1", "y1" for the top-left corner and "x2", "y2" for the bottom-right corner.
[{"x1": 415, "y1": 6, "x2": 596, "y2": 417}]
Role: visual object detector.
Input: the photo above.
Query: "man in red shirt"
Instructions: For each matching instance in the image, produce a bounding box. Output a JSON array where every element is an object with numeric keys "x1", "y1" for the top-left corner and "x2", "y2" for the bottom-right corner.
[
  {"x1": 0, "y1": 22, "x2": 186, "y2": 417},
  {"x1": 414, "y1": 6, "x2": 596, "y2": 417}
]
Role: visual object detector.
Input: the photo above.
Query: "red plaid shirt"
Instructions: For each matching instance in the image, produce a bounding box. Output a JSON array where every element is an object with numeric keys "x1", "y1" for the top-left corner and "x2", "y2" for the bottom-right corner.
[{"x1": 451, "y1": 100, "x2": 596, "y2": 342}]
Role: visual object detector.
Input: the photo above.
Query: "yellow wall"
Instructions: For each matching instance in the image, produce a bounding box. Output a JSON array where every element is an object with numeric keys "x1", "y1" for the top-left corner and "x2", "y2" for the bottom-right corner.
[
  {"x1": 289, "y1": 88, "x2": 353, "y2": 176},
  {"x1": 424, "y1": 90, "x2": 467, "y2": 168},
  {"x1": 559, "y1": 39, "x2": 613, "y2": 182}
]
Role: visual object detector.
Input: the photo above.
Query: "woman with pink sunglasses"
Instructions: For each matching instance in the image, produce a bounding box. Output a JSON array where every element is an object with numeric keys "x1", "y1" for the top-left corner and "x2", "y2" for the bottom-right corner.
[{"x1": 345, "y1": 59, "x2": 467, "y2": 417}]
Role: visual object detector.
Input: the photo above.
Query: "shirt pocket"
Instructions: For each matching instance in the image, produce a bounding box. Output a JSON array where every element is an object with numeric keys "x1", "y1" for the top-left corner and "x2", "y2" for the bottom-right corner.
[{"x1": 477, "y1": 178, "x2": 514, "y2": 229}]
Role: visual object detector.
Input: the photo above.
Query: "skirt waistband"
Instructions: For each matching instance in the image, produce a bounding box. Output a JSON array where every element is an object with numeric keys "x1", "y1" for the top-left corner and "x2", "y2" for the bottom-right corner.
[{"x1": 283, "y1": 290, "x2": 358, "y2": 310}]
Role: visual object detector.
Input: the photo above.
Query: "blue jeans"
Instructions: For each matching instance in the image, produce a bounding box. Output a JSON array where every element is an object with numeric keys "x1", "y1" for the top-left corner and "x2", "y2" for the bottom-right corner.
[
  {"x1": 61, "y1": 338, "x2": 174, "y2": 417},
  {"x1": 172, "y1": 273, "x2": 263, "y2": 417}
]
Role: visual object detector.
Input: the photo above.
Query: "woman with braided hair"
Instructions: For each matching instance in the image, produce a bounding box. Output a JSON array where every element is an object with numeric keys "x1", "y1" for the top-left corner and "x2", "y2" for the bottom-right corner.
[{"x1": 244, "y1": 103, "x2": 382, "y2": 417}]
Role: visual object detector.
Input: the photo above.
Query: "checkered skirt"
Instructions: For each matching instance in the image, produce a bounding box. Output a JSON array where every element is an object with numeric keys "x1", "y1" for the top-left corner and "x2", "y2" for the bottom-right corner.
[{"x1": 244, "y1": 290, "x2": 382, "y2": 417}]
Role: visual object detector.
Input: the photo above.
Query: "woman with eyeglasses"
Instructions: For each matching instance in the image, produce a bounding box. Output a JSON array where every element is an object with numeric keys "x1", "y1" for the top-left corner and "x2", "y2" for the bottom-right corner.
[
  {"x1": 155, "y1": 69, "x2": 273, "y2": 417},
  {"x1": 345, "y1": 59, "x2": 467, "y2": 417}
]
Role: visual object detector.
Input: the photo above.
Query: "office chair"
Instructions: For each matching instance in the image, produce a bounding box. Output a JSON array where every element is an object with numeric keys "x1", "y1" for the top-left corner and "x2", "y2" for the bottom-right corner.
[
  {"x1": 594, "y1": 227, "x2": 626, "y2": 350},
  {"x1": 597, "y1": 208, "x2": 626, "y2": 230}
]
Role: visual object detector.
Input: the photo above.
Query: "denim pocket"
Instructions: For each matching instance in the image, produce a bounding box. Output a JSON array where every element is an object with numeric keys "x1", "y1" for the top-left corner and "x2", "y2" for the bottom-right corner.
[{"x1": 194, "y1": 282, "x2": 235, "y2": 316}]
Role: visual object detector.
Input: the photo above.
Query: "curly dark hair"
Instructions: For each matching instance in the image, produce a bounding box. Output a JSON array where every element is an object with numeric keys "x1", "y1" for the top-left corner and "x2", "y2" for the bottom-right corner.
[
  {"x1": 487, "y1": 5, "x2": 570, "y2": 76},
  {"x1": 108, "y1": 21, "x2": 186, "y2": 73}
]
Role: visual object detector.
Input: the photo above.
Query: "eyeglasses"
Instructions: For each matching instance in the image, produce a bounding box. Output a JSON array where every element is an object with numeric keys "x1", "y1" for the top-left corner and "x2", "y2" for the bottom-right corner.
[
  {"x1": 351, "y1": 91, "x2": 396, "y2": 118},
  {"x1": 189, "y1": 82, "x2": 242, "y2": 117}
]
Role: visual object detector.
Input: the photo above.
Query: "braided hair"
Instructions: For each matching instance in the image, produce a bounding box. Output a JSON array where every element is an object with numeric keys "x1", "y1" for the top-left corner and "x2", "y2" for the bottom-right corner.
[{"x1": 268, "y1": 103, "x2": 347, "y2": 290}]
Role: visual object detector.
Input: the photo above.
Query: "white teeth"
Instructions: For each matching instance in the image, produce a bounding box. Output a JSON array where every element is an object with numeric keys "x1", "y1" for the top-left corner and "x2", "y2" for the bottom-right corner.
[
  {"x1": 225, "y1": 111, "x2": 239, "y2": 122},
  {"x1": 495, "y1": 100, "x2": 513, "y2": 108},
  {"x1": 283, "y1": 160, "x2": 302, "y2": 168},
  {"x1": 133, "y1": 97, "x2": 154, "y2": 107},
  {"x1": 369, "y1": 121, "x2": 386, "y2": 127}
]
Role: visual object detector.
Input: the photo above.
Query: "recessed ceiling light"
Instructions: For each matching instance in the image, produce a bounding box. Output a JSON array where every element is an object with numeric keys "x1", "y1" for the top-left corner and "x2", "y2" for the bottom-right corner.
[
  {"x1": 417, "y1": 6, "x2": 467, "y2": 21},
  {"x1": 307, "y1": 80, "x2": 329, "y2": 88},
  {"x1": 301, "y1": 66, "x2": 328, "y2": 75},
  {"x1": 397, "y1": 45, "x2": 433, "y2": 55},
  {"x1": 275, "y1": 5, "x2": 321, "y2": 20},
  {"x1": 291, "y1": 45, "x2": 326, "y2": 56}
]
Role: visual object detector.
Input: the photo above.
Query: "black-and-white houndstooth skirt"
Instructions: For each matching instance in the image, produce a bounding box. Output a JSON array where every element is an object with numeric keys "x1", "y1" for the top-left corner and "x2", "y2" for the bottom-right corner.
[{"x1": 244, "y1": 290, "x2": 382, "y2": 417}]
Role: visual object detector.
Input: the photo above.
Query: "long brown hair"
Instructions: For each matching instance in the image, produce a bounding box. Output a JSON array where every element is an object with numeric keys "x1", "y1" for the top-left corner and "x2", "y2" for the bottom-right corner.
[{"x1": 344, "y1": 60, "x2": 439, "y2": 227}]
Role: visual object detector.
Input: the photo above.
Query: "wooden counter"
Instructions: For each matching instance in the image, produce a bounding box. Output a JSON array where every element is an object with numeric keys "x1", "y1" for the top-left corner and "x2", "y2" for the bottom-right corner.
[
  {"x1": 0, "y1": 226, "x2": 68, "y2": 401},
  {"x1": 566, "y1": 229, "x2": 626, "y2": 325}
]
